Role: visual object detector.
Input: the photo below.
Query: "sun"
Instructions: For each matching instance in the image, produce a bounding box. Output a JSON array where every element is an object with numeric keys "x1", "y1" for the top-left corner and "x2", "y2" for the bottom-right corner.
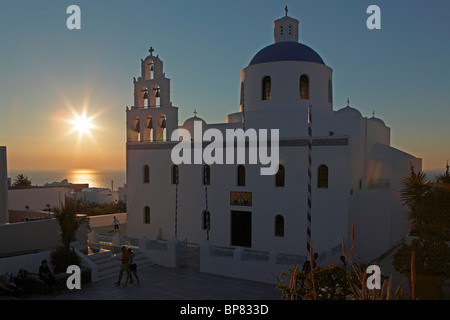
[
  {"x1": 67, "y1": 111, "x2": 97, "y2": 140},
  {"x1": 71, "y1": 114, "x2": 93, "y2": 136}
]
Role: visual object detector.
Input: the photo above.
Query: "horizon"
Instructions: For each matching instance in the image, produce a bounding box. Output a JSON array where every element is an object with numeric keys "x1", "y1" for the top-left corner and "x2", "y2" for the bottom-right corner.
[{"x1": 1, "y1": 1, "x2": 449, "y2": 171}]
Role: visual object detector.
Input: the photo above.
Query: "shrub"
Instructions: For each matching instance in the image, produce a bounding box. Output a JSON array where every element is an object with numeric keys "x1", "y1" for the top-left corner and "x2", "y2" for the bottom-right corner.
[
  {"x1": 393, "y1": 238, "x2": 450, "y2": 277},
  {"x1": 50, "y1": 246, "x2": 81, "y2": 274}
]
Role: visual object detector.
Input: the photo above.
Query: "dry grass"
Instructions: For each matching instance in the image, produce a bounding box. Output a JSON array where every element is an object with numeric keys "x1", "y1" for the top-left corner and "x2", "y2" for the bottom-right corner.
[{"x1": 278, "y1": 221, "x2": 413, "y2": 300}]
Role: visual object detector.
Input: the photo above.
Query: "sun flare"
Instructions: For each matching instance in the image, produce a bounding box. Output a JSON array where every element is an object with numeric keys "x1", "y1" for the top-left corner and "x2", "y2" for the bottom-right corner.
[{"x1": 70, "y1": 113, "x2": 94, "y2": 137}]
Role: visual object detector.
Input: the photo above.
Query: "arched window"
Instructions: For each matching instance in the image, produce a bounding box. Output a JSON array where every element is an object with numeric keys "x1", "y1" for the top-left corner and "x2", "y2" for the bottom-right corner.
[
  {"x1": 144, "y1": 206, "x2": 150, "y2": 224},
  {"x1": 203, "y1": 165, "x2": 210, "y2": 185},
  {"x1": 318, "y1": 165, "x2": 329, "y2": 188},
  {"x1": 172, "y1": 165, "x2": 179, "y2": 185},
  {"x1": 299, "y1": 75, "x2": 309, "y2": 100},
  {"x1": 237, "y1": 165, "x2": 246, "y2": 186},
  {"x1": 202, "y1": 210, "x2": 210, "y2": 230},
  {"x1": 262, "y1": 76, "x2": 271, "y2": 101},
  {"x1": 275, "y1": 215, "x2": 284, "y2": 237},
  {"x1": 328, "y1": 79, "x2": 333, "y2": 103},
  {"x1": 143, "y1": 165, "x2": 150, "y2": 183},
  {"x1": 275, "y1": 164, "x2": 285, "y2": 187}
]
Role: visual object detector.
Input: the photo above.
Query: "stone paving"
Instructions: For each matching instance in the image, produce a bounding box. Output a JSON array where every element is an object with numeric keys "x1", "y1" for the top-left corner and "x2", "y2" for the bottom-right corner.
[
  {"x1": 14, "y1": 223, "x2": 281, "y2": 300},
  {"x1": 18, "y1": 262, "x2": 281, "y2": 300}
]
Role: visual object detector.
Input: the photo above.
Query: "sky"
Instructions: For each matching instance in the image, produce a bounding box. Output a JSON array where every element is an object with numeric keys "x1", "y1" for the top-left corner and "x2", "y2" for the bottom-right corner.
[{"x1": 0, "y1": 0, "x2": 449, "y2": 171}]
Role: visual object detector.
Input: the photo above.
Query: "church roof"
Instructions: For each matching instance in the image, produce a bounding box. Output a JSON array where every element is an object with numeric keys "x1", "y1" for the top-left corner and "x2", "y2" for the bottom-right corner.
[
  {"x1": 249, "y1": 41, "x2": 325, "y2": 66},
  {"x1": 183, "y1": 115, "x2": 206, "y2": 128},
  {"x1": 336, "y1": 105, "x2": 362, "y2": 118},
  {"x1": 368, "y1": 116, "x2": 386, "y2": 126}
]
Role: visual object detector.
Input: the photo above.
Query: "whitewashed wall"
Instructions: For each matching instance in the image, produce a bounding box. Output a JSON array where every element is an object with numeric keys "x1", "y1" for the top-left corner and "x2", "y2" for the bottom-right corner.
[
  {"x1": 8, "y1": 187, "x2": 66, "y2": 212},
  {"x1": 0, "y1": 219, "x2": 59, "y2": 257}
]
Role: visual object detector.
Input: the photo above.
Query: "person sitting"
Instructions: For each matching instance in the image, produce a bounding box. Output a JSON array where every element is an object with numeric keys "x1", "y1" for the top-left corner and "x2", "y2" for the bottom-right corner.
[
  {"x1": 39, "y1": 260, "x2": 56, "y2": 292},
  {"x1": 0, "y1": 275, "x2": 16, "y2": 295}
]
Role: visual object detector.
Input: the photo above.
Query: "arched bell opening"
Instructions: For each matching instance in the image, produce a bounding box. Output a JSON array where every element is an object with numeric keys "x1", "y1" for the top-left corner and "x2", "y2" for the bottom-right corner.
[
  {"x1": 155, "y1": 112, "x2": 167, "y2": 142},
  {"x1": 147, "y1": 59, "x2": 155, "y2": 80},
  {"x1": 131, "y1": 116, "x2": 141, "y2": 142},
  {"x1": 143, "y1": 115, "x2": 154, "y2": 141},
  {"x1": 137, "y1": 85, "x2": 148, "y2": 108},
  {"x1": 150, "y1": 84, "x2": 161, "y2": 108}
]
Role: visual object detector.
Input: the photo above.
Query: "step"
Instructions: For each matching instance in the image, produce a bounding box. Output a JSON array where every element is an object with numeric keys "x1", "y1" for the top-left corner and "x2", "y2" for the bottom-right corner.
[{"x1": 87, "y1": 248, "x2": 155, "y2": 281}]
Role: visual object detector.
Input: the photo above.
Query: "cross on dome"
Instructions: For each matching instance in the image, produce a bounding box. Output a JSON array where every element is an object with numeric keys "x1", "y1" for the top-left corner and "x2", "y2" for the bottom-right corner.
[
  {"x1": 193, "y1": 110, "x2": 198, "y2": 117},
  {"x1": 285, "y1": 6, "x2": 288, "y2": 16}
]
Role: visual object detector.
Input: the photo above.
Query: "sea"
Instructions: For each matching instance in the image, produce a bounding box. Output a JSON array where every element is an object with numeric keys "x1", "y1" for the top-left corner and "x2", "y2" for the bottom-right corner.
[
  {"x1": 6, "y1": 169, "x2": 446, "y2": 191},
  {"x1": 7, "y1": 169, "x2": 126, "y2": 190}
]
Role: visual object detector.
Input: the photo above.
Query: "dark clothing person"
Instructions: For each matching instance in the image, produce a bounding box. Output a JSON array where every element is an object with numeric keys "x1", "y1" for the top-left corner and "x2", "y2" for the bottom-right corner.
[
  {"x1": 115, "y1": 246, "x2": 130, "y2": 286},
  {"x1": 125, "y1": 248, "x2": 140, "y2": 286},
  {"x1": 39, "y1": 260, "x2": 56, "y2": 291}
]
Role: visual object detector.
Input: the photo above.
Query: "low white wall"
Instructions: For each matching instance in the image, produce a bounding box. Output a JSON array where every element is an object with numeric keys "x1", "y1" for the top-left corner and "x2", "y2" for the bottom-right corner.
[
  {"x1": 200, "y1": 241, "x2": 304, "y2": 284},
  {"x1": 8, "y1": 187, "x2": 66, "y2": 212},
  {"x1": 139, "y1": 236, "x2": 170, "y2": 266},
  {"x1": 0, "y1": 251, "x2": 51, "y2": 276},
  {"x1": 0, "y1": 248, "x2": 97, "y2": 281},
  {"x1": 0, "y1": 219, "x2": 59, "y2": 257},
  {"x1": 73, "y1": 246, "x2": 98, "y2": 282},
  {"x1": 138, "y1": 236, "x2": 179, "y2": 268},
  {"x1": 88, "y1": 231, "x2": 179, "y2": 268},
  {"x1": 88, "y1": 213, "x2": 127, "y2": 228}
]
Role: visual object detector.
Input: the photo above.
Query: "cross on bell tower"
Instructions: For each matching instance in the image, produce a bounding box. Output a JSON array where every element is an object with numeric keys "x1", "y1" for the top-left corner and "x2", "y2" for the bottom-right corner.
[
  {"x1": 149, "y1": 47, "x2": 155, "y2": 56},
  {"x1": 274, "y1": 8, "x2": 299, "y2": 43}
]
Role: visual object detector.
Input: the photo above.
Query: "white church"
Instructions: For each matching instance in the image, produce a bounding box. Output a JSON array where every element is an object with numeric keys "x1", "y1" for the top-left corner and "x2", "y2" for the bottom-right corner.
[{"x1": 125, "y1": 12, "x2": 421, "y2": 264}]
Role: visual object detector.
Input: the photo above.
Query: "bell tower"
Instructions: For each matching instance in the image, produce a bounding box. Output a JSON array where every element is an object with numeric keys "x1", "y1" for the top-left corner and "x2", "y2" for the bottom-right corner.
[
  {"x1": 127, "y1": 47, "x2": 178, "y2": 142},
  {"x1": 273, "y1": 6, "x2": 299, "y2": 43}
]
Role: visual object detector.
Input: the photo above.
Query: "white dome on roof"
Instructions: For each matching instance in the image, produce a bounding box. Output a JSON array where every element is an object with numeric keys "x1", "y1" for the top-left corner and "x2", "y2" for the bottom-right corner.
[
  {"x1": 368, "y1": 116, "x2": 386, "y2": 126},
  {"x1": 183, "y1": 115, "x2": 206, "y2": 128},
  {"x1": 182, "y1": 115, "x2": 207, "y2": 137},
  {"x1": 336, "y1": 105, "x2": 362, "y2": 118}
]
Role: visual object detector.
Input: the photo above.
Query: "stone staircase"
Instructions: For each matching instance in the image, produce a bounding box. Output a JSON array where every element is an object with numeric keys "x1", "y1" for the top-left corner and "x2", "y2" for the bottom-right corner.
[{"x1": 87, "y1": 248, "x2": 155, "y2": 281}]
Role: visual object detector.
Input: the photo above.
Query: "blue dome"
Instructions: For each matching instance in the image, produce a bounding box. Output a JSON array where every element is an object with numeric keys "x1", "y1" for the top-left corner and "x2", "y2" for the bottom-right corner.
[{"x1": 249, "y1": 41, "x2": 325, "y2": 66}]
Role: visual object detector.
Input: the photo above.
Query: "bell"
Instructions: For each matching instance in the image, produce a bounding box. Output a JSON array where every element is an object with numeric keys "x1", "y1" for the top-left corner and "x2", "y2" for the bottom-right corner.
[
  {"x1": 150, "y1": 63, "x2": 154, "y2": 71},
  {"x1": 134, "y1": 120, "x2": 140, "y2": 133},
  {"x1": 160, "y1": 117, "x2": 166, "y2": 129},
  {"x1": 155, "y1": 88, "x2": 160, "y2": 98},
  {"x1": 143, "y1": 90, "x2": 148, "y2": 100},
  {"x1": 147, "y1": 117, "x2": 153, "y2": 129}
]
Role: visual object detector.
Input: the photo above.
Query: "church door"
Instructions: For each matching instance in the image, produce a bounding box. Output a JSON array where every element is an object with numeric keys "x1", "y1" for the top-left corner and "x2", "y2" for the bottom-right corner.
[{"x1": 231, "y1": 211, "x2": 252, "y2": 247}]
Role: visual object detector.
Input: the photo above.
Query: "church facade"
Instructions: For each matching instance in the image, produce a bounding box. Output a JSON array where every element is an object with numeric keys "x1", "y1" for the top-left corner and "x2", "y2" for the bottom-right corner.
[{"x1": 125, "y1": 13, "x2": 421, "y2": 262}]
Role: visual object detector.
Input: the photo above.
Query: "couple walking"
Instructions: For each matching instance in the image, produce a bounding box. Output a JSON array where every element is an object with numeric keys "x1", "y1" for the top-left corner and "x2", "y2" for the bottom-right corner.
[{"x1": 115, "y1": 245, "x2": 140, "y2": 287}]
